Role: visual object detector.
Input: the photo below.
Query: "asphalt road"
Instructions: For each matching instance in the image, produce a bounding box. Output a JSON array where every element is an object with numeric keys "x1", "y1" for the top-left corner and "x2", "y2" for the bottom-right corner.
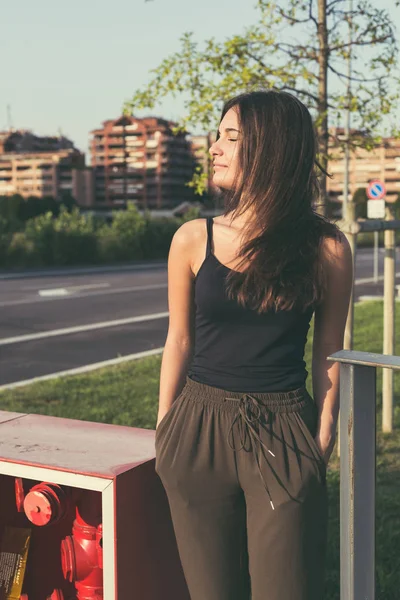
[{"x1": 0, "y1": 247, "x2": 399, "y2": 387}]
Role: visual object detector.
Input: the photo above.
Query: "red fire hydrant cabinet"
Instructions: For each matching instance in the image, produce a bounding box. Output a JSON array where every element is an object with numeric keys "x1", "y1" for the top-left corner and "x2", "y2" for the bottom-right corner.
[{"x1": 0, "y1": 411, "x2": 190, "y2": 600}]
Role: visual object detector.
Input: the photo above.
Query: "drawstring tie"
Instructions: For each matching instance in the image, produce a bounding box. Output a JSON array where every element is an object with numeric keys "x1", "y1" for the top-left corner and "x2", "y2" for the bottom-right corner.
[{"x1": 225, "y1": 394, "x2": 276, "y2": 510}]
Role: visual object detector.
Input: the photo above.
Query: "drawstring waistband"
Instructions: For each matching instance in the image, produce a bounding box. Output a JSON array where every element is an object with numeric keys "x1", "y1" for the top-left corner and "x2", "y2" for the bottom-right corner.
[
  {"x1": 225, "y1": 394, "x2": 276, "y2": 510},
  {"x1": 184, "y1": 375, "x2": 310, "y2": 512}
]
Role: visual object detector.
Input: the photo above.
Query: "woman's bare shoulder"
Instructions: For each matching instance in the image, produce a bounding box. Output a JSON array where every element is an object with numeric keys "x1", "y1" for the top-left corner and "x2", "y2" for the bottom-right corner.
[
  {"x1": 170, "y1": 218, "x2": 207, "y2": 258},
  {"x1": 320, "y1": 230, "x2": 352, "y2": 265},
  {"x1": 169, "y1": 218, "x2": 208, "y2": 276}
]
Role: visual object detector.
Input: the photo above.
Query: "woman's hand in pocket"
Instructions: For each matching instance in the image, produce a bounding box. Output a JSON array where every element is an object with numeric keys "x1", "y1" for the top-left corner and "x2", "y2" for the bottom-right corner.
[
  {"x1": 156, "y1": 405, "x2": 172, "y2": 430},
  {"x1": 156, "y1": 414, "x2": 166, "y2": 429},
  {"x1": 315, "y1": 426, "x2": 336, "y2": 466}
]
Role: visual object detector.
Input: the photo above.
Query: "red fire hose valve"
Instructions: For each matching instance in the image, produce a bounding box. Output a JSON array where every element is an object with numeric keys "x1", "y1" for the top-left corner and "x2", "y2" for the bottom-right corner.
[
  {"x1": 61, "y1": 492, "x2": 103, "y2": 599},
  {"x1": 95, "y1": 524, "x2": 103, "y2": 570},
  {"x1": 23, "y1": 483, "x2": 69, "y2": 526},
  {"x1": 46, "y1": 591, "x2": 77, "y2": 600}
]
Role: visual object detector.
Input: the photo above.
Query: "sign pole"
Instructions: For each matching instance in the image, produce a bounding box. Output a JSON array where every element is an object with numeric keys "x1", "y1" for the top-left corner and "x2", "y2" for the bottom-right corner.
[
  {"x1": 382, "y1": 202, "x2": 395, "y2": 433},
  {"x1": 365, "y1": 179, "x2": 391, "y2": 432},
  {"x1": 374, "y1": 231, "x2": 379, "y2": 283}
]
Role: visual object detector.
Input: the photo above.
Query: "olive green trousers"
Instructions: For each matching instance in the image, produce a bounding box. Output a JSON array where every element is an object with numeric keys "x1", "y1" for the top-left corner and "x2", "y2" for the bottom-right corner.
[{"x1": 155, "y1": 375, "x2": 328, "y2": 600}]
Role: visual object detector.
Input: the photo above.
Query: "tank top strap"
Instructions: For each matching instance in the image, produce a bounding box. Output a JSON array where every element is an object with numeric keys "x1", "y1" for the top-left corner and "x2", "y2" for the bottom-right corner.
[{"x1": 206, "y1": 217, "x2": 214, "y2": 257}]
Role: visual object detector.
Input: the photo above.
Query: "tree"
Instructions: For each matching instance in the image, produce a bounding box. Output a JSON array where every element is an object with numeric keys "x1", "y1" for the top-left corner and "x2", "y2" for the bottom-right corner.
[
  {"x1": 59, "y1": 191, "x2": 78, "y2": 213},
  {"x1": 0, "y1": 194, "x2": 24, "y2": 232},
  {"x1": 126, "y1": 0, "x2": 399, "y2": 216},
  {"x1": 97, "y1": 201, "x2": 147, "y2": 261},
  {"x1": 18, "y1": 195, "x2": 59, "y2": 221},
  {"x1": 352, "y1": 186, "x2": 368, "y2": 219}
]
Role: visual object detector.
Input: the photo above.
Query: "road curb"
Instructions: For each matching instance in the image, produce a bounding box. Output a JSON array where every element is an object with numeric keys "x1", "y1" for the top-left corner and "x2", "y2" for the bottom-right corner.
[
  {"x1": 0, "y1": 347, "x2": 165, "y2": 392},
  {"x1": 0, "y1": 261, "x2": 167, "y2": 280}
]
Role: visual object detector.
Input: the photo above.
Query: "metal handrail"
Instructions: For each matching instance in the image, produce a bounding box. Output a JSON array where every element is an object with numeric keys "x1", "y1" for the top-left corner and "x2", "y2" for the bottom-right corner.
[{"x1": 327, "y1": 349, "x2": 400, "y2": 600}]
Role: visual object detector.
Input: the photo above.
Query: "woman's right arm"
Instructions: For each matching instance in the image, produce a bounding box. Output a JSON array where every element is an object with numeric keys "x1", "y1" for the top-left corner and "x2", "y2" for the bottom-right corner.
[{"x1": 156, "y1": 220, "x2": 197, "y2": 429}]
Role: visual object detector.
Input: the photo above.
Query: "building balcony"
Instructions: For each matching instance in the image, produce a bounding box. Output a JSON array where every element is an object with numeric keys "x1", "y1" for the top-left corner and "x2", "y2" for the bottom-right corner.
[
  {"x1": 125, "y1": 139, "x2": 144, "y2": 147},
  {"x1": 126, "y1": 161, "x2": 144, "y2": 169},
  {"x1": 145, "y1": 160, "x2": 158, "y2": 169},
  {"x1": 0, "y1": 184, "x2": 15, "y2": 193},
  {"x1": 107, "y1": 137, "x2": 124, "y2": 144},
  {"x1": 16, "y1": 178, "x2": 35, "y2": 185},
  {"x1": 126, "y1": 151, "x2": 144, "y2": 158},
  {"x1": 384, "y1": 172, "x2": 400, "y2": 180}
]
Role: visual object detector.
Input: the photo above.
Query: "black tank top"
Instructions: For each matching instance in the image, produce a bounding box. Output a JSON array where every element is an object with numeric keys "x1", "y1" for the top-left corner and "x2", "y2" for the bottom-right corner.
[{"x1": 187, "y1": 217, "x2": 315, "y2": 392}]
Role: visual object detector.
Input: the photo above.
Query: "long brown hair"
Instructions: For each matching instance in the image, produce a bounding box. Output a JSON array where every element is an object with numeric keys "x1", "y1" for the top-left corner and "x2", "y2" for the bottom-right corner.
[{"x1": 215, "y1": 90, "x2": 341, "y2": 314}]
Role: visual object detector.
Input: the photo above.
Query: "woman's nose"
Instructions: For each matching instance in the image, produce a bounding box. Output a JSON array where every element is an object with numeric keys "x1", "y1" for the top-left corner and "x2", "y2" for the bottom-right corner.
[{"x1": 209, "y1": 142, "x2": 222, "y2": 157}]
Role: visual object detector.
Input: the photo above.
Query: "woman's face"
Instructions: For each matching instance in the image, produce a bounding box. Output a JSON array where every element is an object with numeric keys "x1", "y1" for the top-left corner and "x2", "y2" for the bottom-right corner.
[{"x1": 209, "y1": 107, "x2": 240, "y2": 190}]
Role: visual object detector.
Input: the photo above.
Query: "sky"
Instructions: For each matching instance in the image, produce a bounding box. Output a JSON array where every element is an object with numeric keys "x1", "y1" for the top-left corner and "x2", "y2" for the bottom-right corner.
[{"x1": 3, "y1": 0, "x2": 400, "y2": 162}]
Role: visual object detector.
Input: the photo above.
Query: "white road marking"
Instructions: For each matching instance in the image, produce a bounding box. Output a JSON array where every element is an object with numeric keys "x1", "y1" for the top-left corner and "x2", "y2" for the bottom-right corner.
[
  {"x1": 38, "y1": 283, "x2": 110, "y2": 296},
  {"x1": 38, "y1": 288, "x2": 70, "y2": 297},
  {"x1": 0, "y1": 283, "x2": 167, "y2": 308},
  {"x1": 0, "y1": 312, "x2": 169, "y2": 347},
  {"x1": 0, "y1": 347, "x2": 165, "y2": 392}
]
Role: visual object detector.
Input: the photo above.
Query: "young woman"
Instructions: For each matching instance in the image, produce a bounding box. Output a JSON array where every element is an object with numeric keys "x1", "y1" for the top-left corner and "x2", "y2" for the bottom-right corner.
[{"x1": 154, "y1": 90, "x2": 353, "y2": 600}]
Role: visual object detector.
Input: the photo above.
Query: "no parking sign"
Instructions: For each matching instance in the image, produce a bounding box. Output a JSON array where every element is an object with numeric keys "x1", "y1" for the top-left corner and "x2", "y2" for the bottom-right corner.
[
  {"x1": 367, "y1": 180, "x2": 386, "y2": 200},
  {"x1": 366, "y1": 180, "x2": 386, "y2": 219}
]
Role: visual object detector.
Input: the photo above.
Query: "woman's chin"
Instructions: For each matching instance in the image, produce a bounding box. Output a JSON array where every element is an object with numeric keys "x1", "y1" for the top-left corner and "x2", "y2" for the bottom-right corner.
[{"x1": 212, "y1": 174, "x2": 232, "y2": 190}]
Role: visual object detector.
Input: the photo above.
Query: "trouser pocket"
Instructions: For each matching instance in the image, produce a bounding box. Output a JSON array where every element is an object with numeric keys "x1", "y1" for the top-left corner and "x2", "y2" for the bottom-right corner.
[
  {"x1": 156, "y1": 396, "x2": 178, "y2": 438},
  {"x1": 295, "y1": 395, "x2": 327, "y2": 480},
  {"x1": 155, "y1": 389, "x2": 187, "y2": 473}
]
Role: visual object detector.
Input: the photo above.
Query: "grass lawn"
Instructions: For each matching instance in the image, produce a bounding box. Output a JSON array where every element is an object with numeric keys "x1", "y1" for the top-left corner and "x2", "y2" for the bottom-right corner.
[{"x1": 1, "y1": 300, "x2": 399, "y2": 598}]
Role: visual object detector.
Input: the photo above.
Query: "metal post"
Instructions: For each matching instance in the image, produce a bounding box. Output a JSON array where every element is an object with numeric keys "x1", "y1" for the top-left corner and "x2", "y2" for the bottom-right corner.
[
  {"x1": 373, "y1": 231, "x2": 379, "y2": 283},
  {"x1": 382, "y1": 203, "x2": 395, "y2": 432},
  {"x1": 329, "y1": 349, "x2": 400, "y2": 599},
  {"x1": 339, "y1": 361, "x2": 376, "y2": 600}
]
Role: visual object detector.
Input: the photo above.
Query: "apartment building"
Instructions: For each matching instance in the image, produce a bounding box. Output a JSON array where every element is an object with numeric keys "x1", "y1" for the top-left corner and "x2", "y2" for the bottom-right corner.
[
  {"x1": 326, "y1": 127, "x2": 400, "y2": 205},
  {"x1": 0, "y1": 130, "x2": 92, "y2": 205},
  {"x1": 90, "y1": 115, "x2": 198, "y2": 209}
]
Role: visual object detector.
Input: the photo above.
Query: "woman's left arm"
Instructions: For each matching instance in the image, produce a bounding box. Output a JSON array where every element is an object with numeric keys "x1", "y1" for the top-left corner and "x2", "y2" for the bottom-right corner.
[{"x1": 312, "y1": 231, "x2": 354, "y2": 465}]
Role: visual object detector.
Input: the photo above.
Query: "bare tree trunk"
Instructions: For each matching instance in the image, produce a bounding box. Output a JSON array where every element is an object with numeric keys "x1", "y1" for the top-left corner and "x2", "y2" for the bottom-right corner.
[{"x1": 317, "y1": 0, "x2": 328, "y2": 218}]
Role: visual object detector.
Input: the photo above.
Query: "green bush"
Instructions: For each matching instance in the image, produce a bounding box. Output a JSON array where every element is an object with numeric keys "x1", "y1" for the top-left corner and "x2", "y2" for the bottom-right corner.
[
  {"x1": 97, "y1": 202, "x2": 146, "y2": 262},
  {"x1": 0, "y1": 217, "x2": 11, "y2": 266},
  {"x1": 21, "y1": 207, "x2": 98, "y2": 267},
  {"x1": 0, "y1": 194, "x2": 24, "y2": 233},
  {"x1": 0, "y1": 202, "x2": 168, "y2": 269},
  {"x1": 139, "y1": 217, "x2": 181, "y2": 259},
  {"x1": 18, "y1": 195, "x2": 60, "y2": 222},
  {"x1": 1, "y1": 198, "x2": 398, "y2": 270},
  {"x1": 6, "y1": 232, "x2": 39, "y2": 267},
  {"x1": 51, "y1": 207, "x2": 98, "y2": 266},
  {"x1": 23, "y1": 211, "x2": 55, "y2": 265}
]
